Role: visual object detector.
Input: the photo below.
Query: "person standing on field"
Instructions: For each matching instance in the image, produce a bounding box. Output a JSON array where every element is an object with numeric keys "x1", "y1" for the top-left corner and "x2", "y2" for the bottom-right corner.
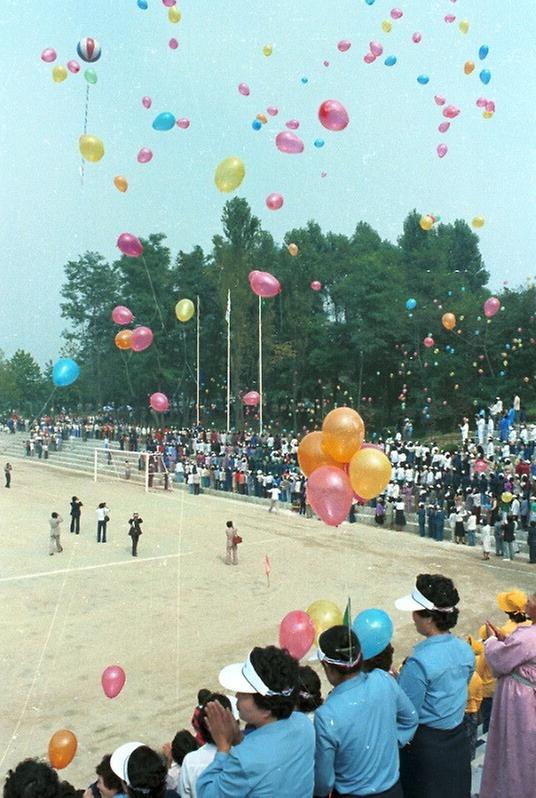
[
  {"x1": 225, "y1": 520, "x2": 239, "y2": 565},
  {"x1": 128, "y1": 512, "x2": 143, "y2": 557},
  {"x1": 49, "y1": 512, "x2": 64, "y2": 555}
]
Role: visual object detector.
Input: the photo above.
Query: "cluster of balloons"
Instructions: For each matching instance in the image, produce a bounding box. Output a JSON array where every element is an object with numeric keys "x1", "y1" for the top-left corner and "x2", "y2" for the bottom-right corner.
[
  {"x1": 43, "y1": 37, "x2": 101, "y2": 86},
  {"x1": 52, "y1": 358, "x2": 80, "y2": 388},
  {"x1": 112, "y1": 303, "x2": 154, "y2": 353},
  {"x1": 298, "y1": 407, "x2": 392, "y2": 526}
]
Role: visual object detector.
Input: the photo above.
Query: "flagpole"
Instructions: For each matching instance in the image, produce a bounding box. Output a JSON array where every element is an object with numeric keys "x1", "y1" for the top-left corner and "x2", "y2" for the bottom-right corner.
[
  {"x1": 196, "y1": 295, "x2": 200, "y2": 426},
  {"x1": 258, "y1": 295, "x2": 263, "y2": 435},
  {"x1": 226, "y1": 290, "x2": 231, "y2": 432}
]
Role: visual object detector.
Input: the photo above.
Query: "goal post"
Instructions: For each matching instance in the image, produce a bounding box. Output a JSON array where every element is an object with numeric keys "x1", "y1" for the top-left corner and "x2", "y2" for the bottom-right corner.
[{"x1": 93, "y1": 448, "x2": 172, "y2": 493}]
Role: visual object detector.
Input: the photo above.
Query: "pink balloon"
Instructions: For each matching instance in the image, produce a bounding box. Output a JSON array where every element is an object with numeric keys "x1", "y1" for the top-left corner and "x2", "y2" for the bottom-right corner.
[
  {"x1": 423, "y1": 337, "x2": 434, "y2": 348},
  {"x1": 412, "y1": 32, "x2": 422, "y2": 43},
  {"x1": 275, "y1": 131, "x2": 304, "y2": 154},
  {"x1": 162, "y1": 0, "x2": 176, "y2": 5},
  {"x1": 486, "y1": 101, "x2": 495, "y2": 113},
  {"x1": 443, "y1": 105, "x2": 460, "y2": 118},
  {"x1": 434, "y1": 95, "x2": 446, "y2": 106},
  {"x1": 476, "y1": 96, "x2": 488, "y2": 108},
  {"x1": 318, "y1": 99, "x2": 349, "y2": 131},
  {"x1": 484, "y1": 297, "x2": 500, "y2": 318},
  {"x1": 117, "y1": 233, "x2": 143, "y2": 258},
  {"x1": 67, "y1": 60, "x2": 80, "y2": 73},
  {"x1": 149, "y1": 392, "x2": 169, "y2": 412},
  {"x1": 307, "y1": 466, "x2": 353, "y2": 527},
  {"x1": 337, "y1": 40, "x2": 351, "y2": 52},
  {"x1": 142, "y1": 96, "x2": 152, "y2": 109},
  {"x1": 363, "y1": 53, "x2": 376, "y2": 64},
  {"x1": 137, "y1": 147, "x2": 153, "y2": 163},
  {"x1": 249, "y1": 270, "x2": 281, "y2": 298},
  {"x1": 474, "y1": 459, "x2": 488, "y2": 474},
  {"x1": 311, "y1": 281, "x2": 322, "y2": 291},
  {"x1": 390, "y1": 8, "x2": 403, "y2": 19},
  {"x1": 41, "y1": 48, "x2": 57, "y2": 63},
  {"x1": 265, "y1": 193, "x2": 284, "y2": 211},
  {"x1": 279, "y1": 611, "x2": 316, "y2": 660},
  {"x1": 266, "y1": 106, "x2": 278, "y2": 116},
  {"x1": 323, "y1": 60, "x2": 330, "y2": 67},
  {"x1": 438, "y1": 122, "x2": 450, "y2": 133},
  {"x1": 286, "y1": 119, "x2": 300, "y2": 130},
  {"x1": 112, "y1": 305, "x2": 134, "y2": 325},
  {"x1": 176, "y1": 118, "x2": 190, "y2": 129},
  {"x1": 101, "y1": 665, "x2": 126, "y2": 699},
  {"x1": 238, "y1": 83, "x2": 250, "y2": 96},
  {"x1": 444, "y1": 14, "x2": 456, "y2": 23},
  {"x1": 169, "y1": 38, "x2": 179, "y2": 50},
  {"x1": 131, "y1": 326, "x2": 153, "y2": 352},
  {"x1": 369, "y1": 41, "x2": 383, "y2": 57},
  {"x1": 243, "y1": 390, "x2": 260, "y2": 406},
  {"x1": 437, "y1": 143, "x2": 448, "y2": 158}
]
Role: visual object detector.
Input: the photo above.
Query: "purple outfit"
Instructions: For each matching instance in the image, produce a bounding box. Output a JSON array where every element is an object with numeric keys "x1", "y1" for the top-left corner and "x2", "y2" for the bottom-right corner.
[{"x1": 480, "y1": 625, "x2": 536, "y2": 798}]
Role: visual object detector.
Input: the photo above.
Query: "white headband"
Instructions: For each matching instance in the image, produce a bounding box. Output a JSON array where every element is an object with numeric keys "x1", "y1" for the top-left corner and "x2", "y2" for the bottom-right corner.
[
  {"x1": 241, "y1": 655, "x2": 294, "y2": 696},
  {"x1": 317, "y1": 643, "x2": 361, "y2": 669},
  {"x1": 412, "y1": 587, "x2": 455, "y2": 613}
]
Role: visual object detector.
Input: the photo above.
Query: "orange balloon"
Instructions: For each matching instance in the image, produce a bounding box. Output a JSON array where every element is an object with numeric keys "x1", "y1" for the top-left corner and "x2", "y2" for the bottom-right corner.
[
  {"x1": 115, "y1": 330, "x2": 133, "y2": 350},
  {"x1": 321, "y1": 407, "x2": 365, "y2": 463},
  {"x1": 348, "y1": 447, "x2": 392, "y2": 500},
  {"x1": 114, "y1": 175, "x2": 128, "y2": 193},
  {"x1": 48, "y1": 729, "x2": 77, "y2": 770},
  {"x1": 297, "y1": 431, "x2": 344, "y2": 476},
  {"x1": 464, "y1": 60, "x2": 475, "y2": 75},
  {"x1": 442, "y1": 312, "x2": 456, "y2": 331},
  {"x1": 287, "y1": 243, "x2": 299, "y2": 256}
]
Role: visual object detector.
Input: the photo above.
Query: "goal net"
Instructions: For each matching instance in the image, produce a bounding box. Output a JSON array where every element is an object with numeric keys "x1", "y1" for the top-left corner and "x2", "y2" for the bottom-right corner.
[{"x1": 93, "y1": 448, "x2": 172, "y2": 493}]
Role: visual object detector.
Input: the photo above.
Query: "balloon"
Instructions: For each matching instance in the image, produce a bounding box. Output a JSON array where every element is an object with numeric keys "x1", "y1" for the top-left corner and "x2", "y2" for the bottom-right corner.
[
  {"x1": 363, "y1": 53, "x2": 376, "y2": 64},
  {"x1": 266, "y1": 193, "x2": 284, "y2": 210},
  {"x1": 84, "y1": 68, "x2": 97, "y2": 85},
  {"x1": 311, "y1": 281, "x2": 322, "y2": 291},
  {"x1": 476, "y1": 96, "x2": 488, "y2": 108},
  {"x1": 419, "y1": 215, "x2": 434, "y2": 231},
  {"x1": 238, "y1": 82, "x2": 250, "y2": 96},
  {"x1": 406, "y1": 298, "x2": 417, "y2": 310},
  {"x1": 306, "y1": 600, "x2": 343, "y2": 642},
  {"x1": 252, "y1": 120, "x2": 262, "y2": 131},
  {"x1": 52, "y1": 65, "x2": 68, "y2": 83},
  {"x1": 318, "y1": 99, "x2": 349, "y2": 131},
  {"x1": 287, "y1": 243, "x2": 298, "y2": 256},
  {"x1": 438, "y1": 122, "x2": 450, "y2": 133},
  {"x1": 472, "y1": 216, "x2": 485, "y2": 228},
  {"x1": 267, "y1": 106, "x2": 278, "y2": 116},
  {"x1": 384, "y1": 55, "x2": 397, "y2": 66},
  {"x1": 115, "y1": 330, "x2": 133, "y2": 350},
  {"x1": 137, "y1": 147, "x2": 153, "y2": 163},
  {"x1": 52, "y1": 359, "x2": 80, "y2": 388},
  {"x1": 175, "y1": 298, "x2": 195, "y2": 322},
  {"x1": 275, "y1": 131, "x2": 304, "y2": 154},
  {"x1": 480, "y1": 69, "x2": 491, "y2": 85},
  {"x1": 444, "y1": 14, "x2": 456, "y2": 23},
  {"x1": 382, "y1": 21, "x2": 392, "y2": 33},
  {"x1": 149, "y1": 392, "x2": 169, "y2": 412},
  {"x1": 41, "y1": 48, "x2": 57, "y2": 63},
  {"x1": 169, "y1": 38, "x2": 179, "y2": 49},
  {"x1": 249, "y1": 270, "x2": 281, "y2": 298},
  {"x1": 348, "y1": 447, "x2": 392, "y2": 501},
  {"x1": 464, "y1": 61, "x2": 475, "y2": 75},
  {"x1": 214, "y1": 156, "x2": 245, "y2": 192},
  {"x1": 152, "y1": 112, "x2": 176, "y2": 131},
  {"x1": 168, "y1": 6, "x2": 181, "y2": 21},
  {"x1": 337, "y1": 40, "x2": 351, "y2": 52},
  {"x1": 177, "y1": 118, "x2": 190, "y2": 129},
  {"x1": 352, "y1": 609, "x2": 394, "y2": 660},
  {"x1": 417, "y1": 75, "x2": 429, "y2": 85},
  {"x1": 369, "y1": 41, "x2": 383, "y2": 56},
  {"x1": 314, "y1": 138, "x2": 325, "y2": 148},
  {"x1": 443, "y1": 105, "x2": 460, "y2": 118},
  {"x1": 279, "y1": 611, "x2": 316, "y2": 660},
  {"x1": 262, "y1": 44, "x2": 273, "y2": 56},
  {"x1": 243, "y1": 391, "x2": 260, "y2": 406},
  {"x1": 131, "y1": 326, "x2": 153, "y2": 352},
  {"x1": 391, "y1": 8, "x2": 403, "y2": 19},
  {"x1": 79, "y1": 135, "x2": 104, "y2": 162},
  {"x1": 321, "y1": 407, "x2": 365, "y2": 463},
  {"x1": 474, "y1": 459, "x2": 487, "y2": 474},
  {"x1": 501, "y1": 491, "x2": 513, "y2": 504},
  {"x1": 138, "y1": 0, "x2": 148, "y2": 7},
  {"x1": 484, "y1": 297, "x2": 500, "y2": 318},
  {"x1": 286, "y1": 119, "x2": 300, "y2": 129},
  {"x1": 142, "y1": 96, "x2": 152, "y2": 108},
  {"x1": 114, "y1": 176, "x2": 128, "y2": 193},
  {"x1": 298, "y1": 432, "x2": 343, "y2": 477},
  {"x1": 437, "y1": 144, "x2": 448, "y2": 158},
  {"x1": 77, "y1": 37, "x2": 101, "y2": 63},
  {"x1": 442, "y1": 312, "x2": 456, "y2": 331},
  {"x1": 434, "y1": 95, "x2": 446, "y2": 106},
  {"x1": 162, "y1": 0, "x2": 176, "y2": 6},
  {"x1": 112, "y1": 305, "x2": 134, "y2": 325},
  {"x1": 307, "y1": 466, "x2": 353, "y2": 526},
  {"x1": 423, "y1": 336, "x2": 434, "y2": 347},
  {"x1": 459, "y1": 20, "x2": 469, "y2": 34},
  {"x1": 117, "y1": 233, "x2": 143, "y2": 257},
  {"x1": 67, "y1": 60, "x2": 80, "y2": 74},
  {"x1": 412, "y1": 32, "x2": 422, "y2": 43},
  {"x1": 101, "y1": 665, "x2": 126, "y2": 698},
  {"x1": 48, "y1": 730, "x2": 77, "y2": 769},
  {"x1": 479, "y1": 45, "x2": 489, "y2": 60}
]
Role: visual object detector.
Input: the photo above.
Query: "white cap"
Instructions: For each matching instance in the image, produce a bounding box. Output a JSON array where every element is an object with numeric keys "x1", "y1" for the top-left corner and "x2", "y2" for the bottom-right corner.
[
  {"x1": 219, "y1": 653, "x2": 293, "y2": 696},
  {"x1": 395, "y1": 587, "x2": 454, "y2": 613},
  {"x1": 110, "y1": 742, "x2": 144, "y2": 786}
]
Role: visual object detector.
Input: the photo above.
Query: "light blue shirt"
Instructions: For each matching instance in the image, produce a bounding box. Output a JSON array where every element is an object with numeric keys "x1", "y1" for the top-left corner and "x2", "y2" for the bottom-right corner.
[
  {"x1": 314, "y1": 670, "x2": 418, "y2": 797},
  {"x1": 196, "y1": 711, "x2": 314, "y2": 797},
  {"x1": 398, "y1": 633, "x2": 474, "y2": 729}
]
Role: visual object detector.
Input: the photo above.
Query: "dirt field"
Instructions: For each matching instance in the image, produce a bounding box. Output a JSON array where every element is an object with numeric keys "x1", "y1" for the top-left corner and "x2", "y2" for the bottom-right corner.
[{"x1": 1, "y1": 460, "x2": 535, "y2": 787}]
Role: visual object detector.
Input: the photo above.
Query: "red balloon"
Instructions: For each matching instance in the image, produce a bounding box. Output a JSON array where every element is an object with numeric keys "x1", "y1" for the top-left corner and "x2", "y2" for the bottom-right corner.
[
  {"x1": 117, "y1": 233, "x2": 143, "y2": 257},
  {"x1": 112, "y1": 305, "x2": 133, "y2": 325},
  {"x1": 243, "y1": 390, "x2": 260, "y2": 406},
  {"x1": 131, "y1": 326, "x2": 153, "y2": 352},
  {"x1": 318, "y1": 99, "x2": 349, "y2": 131},
  {"x1": 423, "y1": 336, "x2": 434, "y2": 348},
  {"x1": 101, "y1": 665, "x2": 126, "y2": 699},
  {"x1": 311, "y1": 281, "x2": 322, "y2": 291},
  {"x1": 307, "y1": 466, "x2": 353, "y2": 526},
  {"x1": 474, "y1": 459, "x2": 487, "y2": 473},
  {"x1": 484, "y1": 297, "x2": 500, "y2": 318},
  {"x1": 279, "y1": 610, "x2": 316, "y2": 660},
  {"x1": 249, "y1": 270, "x2": 281, "y2": 298},
  {"x1": 149, "y1": 392, "x2": 169, "y2": 412}
]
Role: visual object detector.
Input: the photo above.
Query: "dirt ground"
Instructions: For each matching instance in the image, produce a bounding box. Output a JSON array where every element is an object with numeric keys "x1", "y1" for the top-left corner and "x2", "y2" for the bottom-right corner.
[{"x1": 1, "y1": 460, "x2": 535, "y2": 788}]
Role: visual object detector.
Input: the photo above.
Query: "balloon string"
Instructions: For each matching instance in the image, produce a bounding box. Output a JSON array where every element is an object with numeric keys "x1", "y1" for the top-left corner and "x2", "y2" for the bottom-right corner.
[
  {"x1": 141, "y1": 256, "x2": 167, "y2": 331},
  {"x1": 121, "y1": 351, "x2": 136, "y2": 397},
  {"x1": 33, "y1": 386, "x2": 57, "y2": 424},
  {"x1": 80, "y1": 83, "x2": 90, "y2": 186}
]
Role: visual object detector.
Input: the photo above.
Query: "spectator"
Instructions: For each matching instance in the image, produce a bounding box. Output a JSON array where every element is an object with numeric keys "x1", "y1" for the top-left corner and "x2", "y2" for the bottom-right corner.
[
  {"x1": 4, "y1": 759, "x2": 60, "y2": 798},
  {"x1": 179, "y1": 694, "x2": 232, "y2": 797},
  {"x1": 96, "y1": 502, "x2": 110, "y2": 544},
  {"x1": 83, "y1": 754, "x2": 125, "y2": 798},
  {"x1": 70, "y1": 496, "x2": 83, "y2": 535},
  {"x1": 49, "y1": 511, "x2": 64, "y2": 556},
  {"x1": 296, "y1": 665, "x2": 323, "y2": 718},
  {"x1": 162, "y1": 730, "x2": 199, "y2": 793},
  {"x1": 110, "y1": 743, "x2": 174, "y2": 798}
]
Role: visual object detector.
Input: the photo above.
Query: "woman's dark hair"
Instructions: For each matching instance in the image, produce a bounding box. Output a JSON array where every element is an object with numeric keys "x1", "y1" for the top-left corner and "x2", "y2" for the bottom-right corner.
[
  {"x1": 58, "y1": 782, "x2": 84, "y2": 798},
  {"x1": 4, "y1": 759, "x2": 60, "y2": 798},
  {"x1": 96, "y1": 755, "x2": 123, "y2": 793},
  {"x1": 415, "y1": 573, "x2": 460, "y2": 631},
  {"x1": 98, "y1": 502, "x2": 106, "y2": 508},
  {"x1": 506, "y1": 611, "x2": 527, "y2": 623},
  {"x1": 126, "y1": 746, "x2": 167, "y2": 798},
  {"x1": 197, "y1": 688, "x2": 211, "y2": 705},
  {"x1": 170, "y1": 730, "x2": 199, "y2": 765},
  {"x1": 226, "y1": 521, "x2": 233, "y2": 528},
  {"x1": 296, "y1": 666, "x2": 323, "y2": 712},
  {"x1": 249, "y1": 646, "x2": 299, "y2": 720},
  {"x1": 318, "y1": 626, "x2": 362, "y2": 676},
  {"x1": 363, "y1": 643, "x2": 394, "y2": 673},
  {"x1": 199, "y1": 693, "x2": 233, "y2": 744},
  {"x1": 71, "y1": 496, "x2": 77, "y2": 503}
]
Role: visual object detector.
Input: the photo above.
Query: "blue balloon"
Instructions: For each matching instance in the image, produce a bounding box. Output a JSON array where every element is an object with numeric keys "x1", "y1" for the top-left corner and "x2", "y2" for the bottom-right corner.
[
  {"x1": 314, "y1": 138, "x2": 325, "y2": 148},
  {"x1": 406, "y1": 298, "x2": 417, "y2": 310},
  {"x1": 384, "y1": 55, "x2": 397, "y2": 67},
  {"x1": 480, "y1": 69, "x2": 491, "y2": 85},
  {"x1": 479, "y1": 45, "x2": 489, "y2": 60},
  {"x1": 365, "y1": 0, "x2": 375, "y2": 4},
  {"x1": 301, "y1": 76, "x2": 309, "y2": 84},
  {"x1": 152, "y1": 112, "x2": 176, "y2": 131},
  {"x1": 251, "y1": 119, "x2": 262, "y2": 130},
  {"x1": 52, "y1": 358, "x2": 80, "y2": 388},
  {"x1": 353, "y1": 609, "x2": 394, "y2": 660},
  {"x1": 137, "y1": 0, "x2": 148, "y2": 7},
  {"x1": 417, "y1": 74, "x2": 429, "y2": 85}
]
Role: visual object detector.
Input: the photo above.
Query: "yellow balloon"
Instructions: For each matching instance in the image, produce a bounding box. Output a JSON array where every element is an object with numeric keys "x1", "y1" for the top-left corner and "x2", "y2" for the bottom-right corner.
[
  {"x1": 263, "y1": 44, "x2": 273, "y2": 57},
  {"x1": 382, "y1": 20, "x2": 392, "y2": 33},
  {"x1": 419, "y1": 215, "x2": 434, "y2": 231},
  {"x1": 214, "y1": 156, "x2": 245, "y2": 193},
  {"x1": 483, "y1": 111, "x2": 493, "y2": 119},
  {"x1": 306, "y1": 600, "x2": 343, "y2": 644},
  {"x1": 459, "y1": 19, "x2": 469, "y2": 34},
  {"x1": 287, "y1": 243, "x2": 298, "y2": 256},
  {"x1": 321, "y1": 407, "x2": 365, "y2": 463},
  {"x1": 114, "y1": 176, "x2": 128, "y2": 193},
  {"x1": 79, "y1": 134, "x2": 105, "y2": 163},
  {"x1": 168, "y1": 6, "x2": 181, "y2": 22},
  {"x1": 472, "y1": 216, "x2": 485, "y2": 228},
  {"x1": 175, "y1": 298, "x2": 195, "y2": 323},
  {"x1": 348, "y1": 448, "x2": 392, "y2": 501},
  {"x1": 52, "y1": 65, "x2": 68, "y2": 83}
]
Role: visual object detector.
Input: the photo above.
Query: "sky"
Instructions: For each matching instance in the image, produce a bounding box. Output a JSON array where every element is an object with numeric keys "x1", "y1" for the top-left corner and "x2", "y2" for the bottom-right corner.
[{"x1": 1, "y1": 0, "x2": 535, "y2": 364}]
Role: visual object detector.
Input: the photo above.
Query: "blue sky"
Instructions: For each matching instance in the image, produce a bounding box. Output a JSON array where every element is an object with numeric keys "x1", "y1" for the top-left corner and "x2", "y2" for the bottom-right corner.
[{"x1": 1, "y1": 0, "x2": 534, "y2": 363}]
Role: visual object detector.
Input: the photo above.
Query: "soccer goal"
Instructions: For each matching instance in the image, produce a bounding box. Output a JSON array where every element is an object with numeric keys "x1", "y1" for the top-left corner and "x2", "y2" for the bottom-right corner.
[{"x1": 93, "y1": 448, "x2": 172, "y2": 493}]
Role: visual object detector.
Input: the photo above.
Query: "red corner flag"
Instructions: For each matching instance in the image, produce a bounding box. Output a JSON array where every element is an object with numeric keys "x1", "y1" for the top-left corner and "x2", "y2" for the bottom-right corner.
[{"x1": 263, "y1": 554, "x2": 271, "y2": 587}]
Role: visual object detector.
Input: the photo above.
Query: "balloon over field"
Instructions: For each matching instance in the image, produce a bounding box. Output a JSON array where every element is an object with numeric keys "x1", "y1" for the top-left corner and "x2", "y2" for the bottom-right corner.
[
  {"x1": 48, "y1": 730, "x2": 77, "y2": 769},
  {"x1": 52, "y1": 358, "x2": 80, "y2": 388},
  {"x1": 287, "y1": 243, "x2": 298, "y2": 256},
  {"x1": 101, "y1": 665, "x2": 126, "y2": 698},
  {"x1": 406, "y1": 298, "x2": 417, "y2": 310},
  {"x1": 311, "y1": 281, "x2": 322, "y2": 291},
  {"x1": 297, "y1": 431, "x2": 342, "y2": 477},
  {"x1": 307, "y1": 466, "x2": 353, "y2": 526},
  {"x1": 117, "y1": 233, "x2": 143, "y2": 257},
  {"x1": 318, "y1": 99, "x2": 349, "y2": 131},
  {"x1": 423, "y1": 336, "x2": 434, "y2": 348},
  {"x1": 149, "y1": 392, "x2": 169, "y2": 412},
  {"x1": 348, "y1": 447, "x2": 392, "y2": 500},
  {"x1": 306, "y1": 599, "x2": 343, "y2": 643},
  {"x1": 266, "y1": 193, "x2": 284, "y2": 210},
  {"x1": 175, "y1": 298, "x2": 195, "y2": 322},
  {"x1": 112, "y1": 305, "x2": 133, "y2": 325},
  {"x1": 321, "y1": 406, "x2": 364, "y2": 462},
  {"x1": 41, "y1": 48, "x2": 57, "y2": 62},
  {"x1": 352, "y1": 609, "x2": 394, "y2": 659},
  {"x1": 52, "y1": 65, "x2": 68, "y2": 83},
  {"x1": 279, "y1": 611, "x2": 316, "y2": 660},
  {"x1": 214, "y1": 156, "x2": 245, "y2": 192},
  {"x1": 243, "y1": 391, "x2": 261, "y2": 406},
  {"x1": 130, "y1": 326, "x2": 153, "y2": 352},
  {"x1": 79, "y1": 135, "x2": 104, "y2": 162},
  {"x1": 249, "y1": 270, "x2": 281, "y2": 298}
]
